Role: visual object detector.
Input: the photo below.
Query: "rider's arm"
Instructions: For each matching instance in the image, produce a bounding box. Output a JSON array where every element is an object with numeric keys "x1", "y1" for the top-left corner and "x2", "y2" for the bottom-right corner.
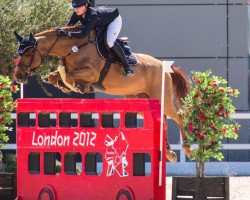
[
  {"x1": 68, "y1": 11, "x2": 98, "y2": 38},
  {"x1": 67, "y1": 12, "x2": 79, "y2": 26}
]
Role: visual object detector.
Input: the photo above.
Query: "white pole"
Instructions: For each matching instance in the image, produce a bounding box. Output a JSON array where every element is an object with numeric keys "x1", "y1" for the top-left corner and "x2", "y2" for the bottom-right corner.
[
  {"x1": 20, "y1": 83, "x2": 24, "y2": 99},
  {"x1": 159, "y1": 60, "x2": 174, "y2": 186}
]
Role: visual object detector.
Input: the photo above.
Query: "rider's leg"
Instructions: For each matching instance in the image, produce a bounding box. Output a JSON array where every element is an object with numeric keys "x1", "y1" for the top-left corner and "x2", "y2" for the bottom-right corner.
[
  {"x1": 111, "y1": 41, "x2": 134, "y2": 77},
  {"x1": 106, "y1": 15, "x2": 134, "y2": 77}
]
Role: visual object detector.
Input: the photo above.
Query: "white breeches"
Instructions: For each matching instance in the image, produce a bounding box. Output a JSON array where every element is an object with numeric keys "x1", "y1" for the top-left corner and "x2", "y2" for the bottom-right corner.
[{"x1": 106, "y1": 15, "x2": 122, "y2": 48}]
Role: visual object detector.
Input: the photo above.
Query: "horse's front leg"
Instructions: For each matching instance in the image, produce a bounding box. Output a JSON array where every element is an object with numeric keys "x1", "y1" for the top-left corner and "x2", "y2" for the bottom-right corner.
[
  {"x1": 58, "y1": 65, "x2": 87, "y2": 93},
  {"x1": 47, "y1": 70, "x2": 71, "y2": 93},
  {"x1": 59, "y1": 65, "x2": 97, "y2": 93}
]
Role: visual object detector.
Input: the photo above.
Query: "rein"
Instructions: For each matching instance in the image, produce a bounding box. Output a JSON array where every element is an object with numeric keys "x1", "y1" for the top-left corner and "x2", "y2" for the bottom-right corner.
[
  {"x1": 63, "y1": 35, "x2": 95, "y2": 59},
  {"x1": 20, "y1": 36, "x2": 60, "y2": 75}
]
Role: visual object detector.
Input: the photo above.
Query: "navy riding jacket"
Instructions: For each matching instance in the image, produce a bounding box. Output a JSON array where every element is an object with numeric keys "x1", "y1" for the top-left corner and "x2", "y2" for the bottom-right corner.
[{"x1": 67, "y1": 7, "x2": 119, "y2": 38}]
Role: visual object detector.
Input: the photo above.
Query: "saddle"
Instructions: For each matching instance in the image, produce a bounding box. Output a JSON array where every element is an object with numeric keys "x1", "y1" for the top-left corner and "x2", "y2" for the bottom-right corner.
[{"x1": 95, "y1": 27, "x2": 138, "y2": 66}]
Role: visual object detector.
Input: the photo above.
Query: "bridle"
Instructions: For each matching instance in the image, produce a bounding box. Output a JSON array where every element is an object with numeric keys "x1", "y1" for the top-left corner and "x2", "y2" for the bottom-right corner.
[
  {"x1": 18, "y1": 31, "x2": 95, "y2": 75},
  {"x1": 18, "y1": 36, "x2": 60, "y2": 75}
]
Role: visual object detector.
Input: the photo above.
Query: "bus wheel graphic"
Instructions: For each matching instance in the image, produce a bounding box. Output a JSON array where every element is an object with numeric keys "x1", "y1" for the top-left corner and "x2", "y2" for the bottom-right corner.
[
  {"x1": 116, "y1": 189, "x2": 132, "y2": 200},
  {"x1": 39, "y1": 188, "x2": 55, "y2": 200}
]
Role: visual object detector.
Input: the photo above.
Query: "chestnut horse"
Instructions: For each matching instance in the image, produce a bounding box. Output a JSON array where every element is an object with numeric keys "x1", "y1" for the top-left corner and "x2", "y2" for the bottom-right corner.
[{"x1": 13, "y1": 27, "x2": 192, "y2": 162}]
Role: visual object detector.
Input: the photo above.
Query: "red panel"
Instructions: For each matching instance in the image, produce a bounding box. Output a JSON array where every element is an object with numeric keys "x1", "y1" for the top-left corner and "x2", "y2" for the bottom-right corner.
[{"x1": 16, "y1": 99, "x2": 166, "y2": 200}]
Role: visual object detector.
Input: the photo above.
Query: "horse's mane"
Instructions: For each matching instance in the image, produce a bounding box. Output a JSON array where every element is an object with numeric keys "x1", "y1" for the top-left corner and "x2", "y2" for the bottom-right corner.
[{"x1": 34, "y1": 26, "x2": 84, "y2": 37}]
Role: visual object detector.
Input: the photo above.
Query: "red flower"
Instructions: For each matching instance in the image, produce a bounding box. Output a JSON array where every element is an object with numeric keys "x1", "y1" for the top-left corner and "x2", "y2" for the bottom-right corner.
[
  {"x1": 234, "y1": 126, "x2": 238, "y2": 134},
  {"x1": 14, "y1": 58, "x2": 20, "y2": 66},
  {"x1": 219, "y1": 104, "x2": 224, "y2": 111},
  {"x1": 0, "y1": 117, "x2": 4, "y2": 123},
  {"x1": 231, "y1": 89, "x2": 236, "y2": 94},
  {"x1": 197, "y1": 131, "x2": 204, "y2": 140},
  {"x1": 195, "y1": 80, "x2": 201, "y2": 84},
  {"x1": 219, "y1": 113, "x2": 225, "y2": 117},
  {"x1": 0, "y1": 97, "x2": 4, "y2": 101},
  {"x1": 212, "y1": 80, "x2": 218, "y2": 87},
  {"x1": 189, "y1": 122, "x2": 194, "y2": 132},
  {"x1": 194, "y1": 94, "x2": 199, "y2": 99},
  {"x1": 199, "y1": 112, "x2": 205, "y2": 121},
  {"x1": 11, "y1": 85, "x2": 17, "y2": 91},
  {"x1": 0, "y1": 83, "x2": 4, "y2": 87},
  {"x1": 210, "y1": 140, "x2": 215, "y2": 145},
  {"x1": 210, "y1": 122, "x2": 216, "y2": 131},
  {"x1": 219, "y1": 89, "x2": 225, "y2": 93}
]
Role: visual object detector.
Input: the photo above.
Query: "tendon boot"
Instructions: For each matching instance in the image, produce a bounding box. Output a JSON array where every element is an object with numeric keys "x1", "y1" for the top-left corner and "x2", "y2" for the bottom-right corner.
[{"x1": 111, "y1": 41, "x2": 134, "y2": 77}]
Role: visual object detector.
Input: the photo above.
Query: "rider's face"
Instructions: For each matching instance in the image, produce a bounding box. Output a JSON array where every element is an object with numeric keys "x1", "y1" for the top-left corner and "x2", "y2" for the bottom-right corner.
[{"x1": 75, "y1": 5, "x2": 87, "y2": 16}]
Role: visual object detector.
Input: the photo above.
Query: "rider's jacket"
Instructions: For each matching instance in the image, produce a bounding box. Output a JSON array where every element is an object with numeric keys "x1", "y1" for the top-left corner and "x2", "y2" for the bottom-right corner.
[{"x1": 67, "y1": 6, "x2": 119, "y2": 38}]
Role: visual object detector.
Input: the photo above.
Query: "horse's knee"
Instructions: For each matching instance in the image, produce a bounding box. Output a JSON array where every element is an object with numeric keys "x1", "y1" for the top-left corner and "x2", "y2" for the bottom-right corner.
[{"x1": 47, "y1": 74, "x2": 58, "y2": 85}]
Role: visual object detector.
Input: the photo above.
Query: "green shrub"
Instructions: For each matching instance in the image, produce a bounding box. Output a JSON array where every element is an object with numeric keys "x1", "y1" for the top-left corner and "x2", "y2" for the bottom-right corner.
[
  {"x1": 0, "y1": 0, "x2": 71, "y2": 76},
  {"x1": 0, "y1": 75, "x2": 19, "y2": 150},
  {"x1": 2, "y1": 153, "x2": 16, "y2": 173},
  {"x1": 181, "y1": 70, "x2": 240, "y2": 162}
]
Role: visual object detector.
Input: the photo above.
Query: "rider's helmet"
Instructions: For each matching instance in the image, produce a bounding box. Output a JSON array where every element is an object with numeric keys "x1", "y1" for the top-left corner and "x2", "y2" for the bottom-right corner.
[{"x1": 72, "y1": 0, "x2": 90, "y2": 8}]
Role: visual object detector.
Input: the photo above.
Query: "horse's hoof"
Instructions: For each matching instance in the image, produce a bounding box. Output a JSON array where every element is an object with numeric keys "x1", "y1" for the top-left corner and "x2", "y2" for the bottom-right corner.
[
  {"x1": 182, "y1": 143, "x2": 195, "y2": 159},
  {"x1": 166, "y1": 150, "x2": 177, "y2": 163}
]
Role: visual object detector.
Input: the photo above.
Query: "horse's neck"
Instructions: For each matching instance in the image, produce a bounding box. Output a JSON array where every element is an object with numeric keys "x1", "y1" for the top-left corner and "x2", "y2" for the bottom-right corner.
[{"x1": 36, "y1": 29, "x2": 97, "y2": 57}]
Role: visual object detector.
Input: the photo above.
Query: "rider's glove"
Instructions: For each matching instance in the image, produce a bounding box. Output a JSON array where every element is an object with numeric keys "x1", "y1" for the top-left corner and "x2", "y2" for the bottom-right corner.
[{"x1": 57, "y1": 29, "x2": 71, "y2": 38}]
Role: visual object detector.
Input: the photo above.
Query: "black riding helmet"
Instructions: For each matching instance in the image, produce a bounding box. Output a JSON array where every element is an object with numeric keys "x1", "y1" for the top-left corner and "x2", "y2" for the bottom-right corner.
[{"x1": 72, "y1": 0, "x2": 90, "y2": 8}]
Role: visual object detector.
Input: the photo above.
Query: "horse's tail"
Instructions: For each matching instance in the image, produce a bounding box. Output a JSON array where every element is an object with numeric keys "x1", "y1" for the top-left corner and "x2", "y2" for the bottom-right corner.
[{"x1": 170, "y1": 65, "x2": 191, "y2": 108}]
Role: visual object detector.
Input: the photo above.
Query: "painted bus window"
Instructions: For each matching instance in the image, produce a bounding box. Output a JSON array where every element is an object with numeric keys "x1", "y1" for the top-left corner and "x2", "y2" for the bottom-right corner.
[
  {"x1": 44, "y1": 152, "x2": 61, "y2": 175},
  {"x1": 133, "y1": 153, "x2": 151, "y2": 176},
  {"x1": 17, "y1": 112, "x2": 36, "y2": 127},
  {"x1": 102, "y1": 113, "x2": 120, "y2": 128},
  {"x1": 28, "y1": 152, "x2": 40, "y2": 174},
  {"x1": 85, "y1": 152, "x2": 102, "y2": 175},
  {"x1": 64, "y1": 152, "x2": 82, "y2": 175},
  {"x1": 59, "y1": 113, "x2": 78, "y2": 127},
  {"x1": 125, "y1": 112, "x2": 144, "y2": 128},
  {"x1": 80, "y1": 113, "x2": 98, "y2": 128},
  {"x1": 38, "y1": 113, "x2": 56, "y2": 127}
]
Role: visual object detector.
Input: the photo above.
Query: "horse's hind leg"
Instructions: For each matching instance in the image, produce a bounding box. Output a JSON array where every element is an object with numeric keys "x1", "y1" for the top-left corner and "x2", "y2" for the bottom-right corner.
[
  {"x1": 149, "y1": 96, "x2": 178, "y2": 162},
  {"x1": 149, "y1": 74, "x2": 192, "y2": 162},
  {"x1": 161, "y1": 78, "x2": 193, "y2": 159}
]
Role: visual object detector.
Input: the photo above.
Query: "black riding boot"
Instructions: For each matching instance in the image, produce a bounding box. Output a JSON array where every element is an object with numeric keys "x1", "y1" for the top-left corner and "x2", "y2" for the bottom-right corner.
[{"x1": 111, "y1": 42, "x2": 134, "y2": 77}]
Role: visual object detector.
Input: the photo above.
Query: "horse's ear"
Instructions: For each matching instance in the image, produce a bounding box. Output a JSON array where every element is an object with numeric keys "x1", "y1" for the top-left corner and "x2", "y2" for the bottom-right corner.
[
  {"x1": 13, "y1": 31, "x2": 23, "y2": 43},
  {"x1": 29, "y1": 32, "x2": 34, "y2": 40}
]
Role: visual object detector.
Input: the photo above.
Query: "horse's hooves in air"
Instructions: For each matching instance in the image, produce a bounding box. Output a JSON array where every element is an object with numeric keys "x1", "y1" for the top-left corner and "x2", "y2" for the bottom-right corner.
[
  {"x1": 166, "y1": 149, "x2": 177, "y2": 163},
  {"x1": 73, "y1": 81, "x2": 86, "y2": 94},
  {"x1": 182, "y1": 143, "x2": 195, "y2": 159}
]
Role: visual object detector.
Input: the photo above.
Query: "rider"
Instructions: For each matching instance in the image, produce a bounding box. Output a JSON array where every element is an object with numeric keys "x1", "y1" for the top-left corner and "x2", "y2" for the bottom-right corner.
[{"x1": 60, "y1": 0, "x2": 134, "y2": 77}]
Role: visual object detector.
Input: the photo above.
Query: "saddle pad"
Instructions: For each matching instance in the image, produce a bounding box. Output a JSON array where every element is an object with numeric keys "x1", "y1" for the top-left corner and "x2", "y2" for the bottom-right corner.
[{"x1": 96, "y1": 39, "x2": 138, "y2": 66}]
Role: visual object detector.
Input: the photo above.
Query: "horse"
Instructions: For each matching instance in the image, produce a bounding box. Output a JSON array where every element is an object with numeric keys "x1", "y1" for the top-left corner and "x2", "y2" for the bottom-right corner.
[{"x1": 13, "y1": 27, "x2": 192, "y2": 163}]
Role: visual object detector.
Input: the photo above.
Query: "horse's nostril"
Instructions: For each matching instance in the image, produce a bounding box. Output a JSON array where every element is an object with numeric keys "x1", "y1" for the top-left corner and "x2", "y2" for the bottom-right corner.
[{"x1": 16, "y1": 74, "x2": 26, "y2": 83}]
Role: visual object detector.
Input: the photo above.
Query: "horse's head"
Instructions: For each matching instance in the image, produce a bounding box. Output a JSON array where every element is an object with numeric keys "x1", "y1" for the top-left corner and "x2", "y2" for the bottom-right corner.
[
  {"x1": 13, "y1": 27, "x2": 95, "y2": 84},
  {"x1": 13, "y1": 31, "x2": 43, "y2": 83}
]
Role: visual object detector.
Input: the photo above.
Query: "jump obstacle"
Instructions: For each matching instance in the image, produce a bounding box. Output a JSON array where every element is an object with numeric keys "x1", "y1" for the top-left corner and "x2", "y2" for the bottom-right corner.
[{"x1": 16, "y1": 98, "x2": 167, "y2": 200}]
